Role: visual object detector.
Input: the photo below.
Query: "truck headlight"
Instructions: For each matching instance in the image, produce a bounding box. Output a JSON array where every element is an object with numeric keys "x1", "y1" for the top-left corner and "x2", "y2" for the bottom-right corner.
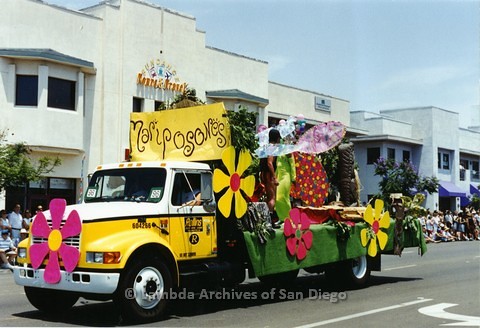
[{"x1": 86, "y1": 251, "x2": 121, "y2": 264}]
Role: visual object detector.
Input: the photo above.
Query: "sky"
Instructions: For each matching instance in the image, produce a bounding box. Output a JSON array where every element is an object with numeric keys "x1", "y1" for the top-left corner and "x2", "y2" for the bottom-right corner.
[{"x1": 47, "y1": 0, "x2": 479, "y2": 128}]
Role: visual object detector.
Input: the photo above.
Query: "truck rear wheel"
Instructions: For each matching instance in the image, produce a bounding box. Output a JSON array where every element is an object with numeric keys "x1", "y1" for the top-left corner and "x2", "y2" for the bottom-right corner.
[
  {"x1": 25, "y1": 286, "x2": 78, "y2": 313},
  {"x1": 115, "y1": 257, "x2": 172, "y2": 323},
  {"x1": 326, "y1": 255, "x2": 370, "y2": 288}
]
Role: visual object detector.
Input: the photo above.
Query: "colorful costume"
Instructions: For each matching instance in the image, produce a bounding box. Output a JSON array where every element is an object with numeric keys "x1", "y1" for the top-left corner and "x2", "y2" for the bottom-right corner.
[{"x1": 275, "y1": 153, "x2": 296, "y2": 222}]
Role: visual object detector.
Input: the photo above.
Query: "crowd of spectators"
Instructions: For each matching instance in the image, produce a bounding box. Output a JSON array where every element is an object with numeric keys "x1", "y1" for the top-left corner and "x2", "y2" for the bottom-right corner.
[
  {"x1": 420, "y1": 207, "x2": 480, "y2": 243},
  {"x1": 0, "y1": 203, "x2": 40, "y2": 271}
]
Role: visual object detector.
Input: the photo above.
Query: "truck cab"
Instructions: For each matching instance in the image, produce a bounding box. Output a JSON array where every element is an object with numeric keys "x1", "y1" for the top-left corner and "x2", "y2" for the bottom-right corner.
[{"x1": 14, "y1": 161, "x2": 226, "y2": 322}]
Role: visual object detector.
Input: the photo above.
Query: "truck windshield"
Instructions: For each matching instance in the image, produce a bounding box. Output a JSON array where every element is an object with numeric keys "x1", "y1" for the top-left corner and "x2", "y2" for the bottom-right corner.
[{"x1": 85, "y1": 168, "x2": 167, "y2": 203}]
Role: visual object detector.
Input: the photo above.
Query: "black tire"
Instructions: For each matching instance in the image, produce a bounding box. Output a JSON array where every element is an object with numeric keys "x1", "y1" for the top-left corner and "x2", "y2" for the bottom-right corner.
[
  {"x1": 257, "y1": 269, "x2": 299, "y2": 286},
  {"x1": 114, "y1": 257, "x2": 172, "y2": 323},
  {"x1": 326, "y1": 255, "x2": 371, "y2": 288},
  {"x1": 25, "y1": 286, "x2": 78, "y2": 313}
]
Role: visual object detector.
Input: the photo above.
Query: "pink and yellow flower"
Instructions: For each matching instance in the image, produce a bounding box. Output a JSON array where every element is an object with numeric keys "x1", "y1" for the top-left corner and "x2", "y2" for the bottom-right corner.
[
  {"x1": 213, "y1": 146, "x2": 255, "y2": 219},
  {"x1": 30, "y1": 198, "x2": 82, "y2": 284},
  {"x1": 284, "y1": 208, "x2": 313, "y2": 260},
  {"x1": 360, "y1": 199, "x2": 390, "y2": 257}
]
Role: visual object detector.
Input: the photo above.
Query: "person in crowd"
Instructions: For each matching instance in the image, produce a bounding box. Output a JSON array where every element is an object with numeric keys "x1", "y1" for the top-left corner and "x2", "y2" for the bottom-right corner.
[
  {"x1": 19, "y1": 228, "x2": 29, "y2": 242},
  {"x1": 431, "y1": 210, "x2": 441, "y2": 234},
  {"x1": 22, "y1": 209, "x2": 32, "y2": 231},
  {"x1": 472, "y1": 210, "x2": 480, "y2": 240},
  {"x1": 36, "y1": 205, "x2": 43, "y2": 215},
  {"x1": 455, "y1": 211, "x2": 468, "y2": 241},
  {"x1": 7, "y1": 204, "x2": 23, "y2": 246},
  {"x1": 465, "y1": 209, "x2": 477, "y2": 241},
  {"x1": 0, "y1": 210, "x2": 12, "y2": 235},
  {"x1": 444, "y1": 210, "x2": 453, "y2": 229},
  {"x1": 425, "y1": 213, "x2": 434, "y2": 236},
  {"x1": 0, "y1": 230, "x2": 16, "y2": 271},
  {"x1": 260, "y1": 129, "x2": 281, "y2": 217},
  {"x1": 435, "y1": 223, "x2": 455, "y2": 242},
  {"x1": 422, "y1": 225, "x2": 439, "y2": 243}
]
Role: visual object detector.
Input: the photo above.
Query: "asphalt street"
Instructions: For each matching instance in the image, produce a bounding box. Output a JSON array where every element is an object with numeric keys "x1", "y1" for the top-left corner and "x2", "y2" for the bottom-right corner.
[{"x1": 0, "y1": 240, "x2": 479, "y2": 327}]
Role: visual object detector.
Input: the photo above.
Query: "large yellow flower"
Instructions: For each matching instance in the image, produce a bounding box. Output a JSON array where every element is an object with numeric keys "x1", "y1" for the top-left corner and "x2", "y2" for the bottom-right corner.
[
  {"x1": 213, "y1": 146, "x2": 255, "y2": 219},
  {"x1": 361, "y1": 199, "x2": 391, "y2": 257}
]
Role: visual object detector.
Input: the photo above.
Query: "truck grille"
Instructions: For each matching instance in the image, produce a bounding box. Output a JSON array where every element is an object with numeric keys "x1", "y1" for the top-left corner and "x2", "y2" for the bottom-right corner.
[
  {"x1": 31, "y1": 217, "x2": 81, "y2": 250},
  {"x1": 31, "y1": 235, "x2": 81, "y2": 249}
]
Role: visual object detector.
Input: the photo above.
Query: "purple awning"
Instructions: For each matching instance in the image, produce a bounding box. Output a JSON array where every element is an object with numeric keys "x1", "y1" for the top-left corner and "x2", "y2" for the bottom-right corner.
[
  {"x1": 439, "y1": 181, "x2": 466, "y2": 197},
  {"x1": 471, "y1": 183, "x2": 480, "y2": 196}
]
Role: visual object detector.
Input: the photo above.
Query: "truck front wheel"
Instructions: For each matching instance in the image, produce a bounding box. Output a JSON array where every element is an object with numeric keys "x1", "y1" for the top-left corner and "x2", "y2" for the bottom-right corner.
[
  {"x1": 115, "y1": 257, "x2": 172, "y2": 323},
  {"x1": 25, "y1": 287, "x2": 78, "y2": 313}
]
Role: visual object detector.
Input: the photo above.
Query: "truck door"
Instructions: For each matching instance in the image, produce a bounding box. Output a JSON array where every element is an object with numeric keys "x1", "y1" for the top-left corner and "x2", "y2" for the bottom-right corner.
[{"x1": 168, "y1": 170, "x2": 217, "y2": 260}]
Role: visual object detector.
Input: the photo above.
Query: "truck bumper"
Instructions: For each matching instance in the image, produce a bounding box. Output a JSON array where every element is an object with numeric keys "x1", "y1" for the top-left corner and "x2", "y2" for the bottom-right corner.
[{"x1": 13, "y1": 265, "x2": 120, "y2": 295}]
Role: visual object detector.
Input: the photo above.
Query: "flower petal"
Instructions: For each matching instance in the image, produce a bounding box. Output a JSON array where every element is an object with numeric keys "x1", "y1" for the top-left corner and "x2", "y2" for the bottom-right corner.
[
  {"x1": 374, "y1": 199, "x2": 384, "y2": 221},
  {"x1": 31, "y1": 212, "x2": 51, "y2": 238},
  {"x1": 59, "y1": 244, "x2": 80, "y2": 272},
  {"x1": 61, "y1": 210, "x2": 82, "y2": 239},
  {"x1": 234, "y1": 191, "x2": 248, "y2": 219},
  {"x1": 289, "y1": 208, "x2": 301, "y2": 226},
  {"x1": 236, "y1": 150, "x2": 252, "y2": 176},
  {"x1": 283, "y1": 218, "x2": 295, "y2": 237},
  {"x1": 301, "y1": 230, "x2": 313, "y2": 250},
  {"x1": 364, "y1": 204, "x2": 374, "y2": 225},
  {"x1": 367, "y1": 237, "x2": 378, "y2": 257},
  {"x1": 296, "y1": 240, "x2": 307, "y2": 260},
  {"x1": 286, "y1": 237, "x2": 297, "y2": 256},
  {"x1": 30, "y1": 243, "x2": 50, "y2": 269},
  {"x1": 299, "y1": 211, "x2": 311, "y2": 230},
  {"x1": 44, "y1": 251, "x2": 61, "y2": 284},
  {"x1": 221, "y1": 146, "x2": 236, "y2": 176},
  {"x1": 217, "y1": 187, "x2": 233, "y2": 218},
  {"x1": 360, "y1": 228, "x2": 368, "y2": 247},
  {"x1": 379, "y1": 211, "x2": 391, "y2": 229},
  {"x1": 240, "y1": 175, "x2": 255, "y2": 198},
  {"x1": 49, "y1": 198, "x2": 67, "y2": 230},
  {"x1": 213, "y1": 168, "x2": 230, "y2": 193},
  {"x1": 377, "y1": 230, "x2": 389, "y2": 250}
]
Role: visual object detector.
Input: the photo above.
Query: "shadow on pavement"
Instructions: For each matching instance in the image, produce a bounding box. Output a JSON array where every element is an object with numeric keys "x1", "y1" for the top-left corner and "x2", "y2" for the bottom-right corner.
[{"x1": 11, "y1": 273, "x2": 423, "y2": 326}]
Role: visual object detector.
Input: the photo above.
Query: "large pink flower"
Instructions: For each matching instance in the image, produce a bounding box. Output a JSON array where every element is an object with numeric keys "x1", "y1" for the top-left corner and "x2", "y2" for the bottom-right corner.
[
  {"x1": 283, "y1": 208, "x2": 313, "y2": 260},
  {"x1": 30, "y1": 199, "x2": 81, "y2": 284}
]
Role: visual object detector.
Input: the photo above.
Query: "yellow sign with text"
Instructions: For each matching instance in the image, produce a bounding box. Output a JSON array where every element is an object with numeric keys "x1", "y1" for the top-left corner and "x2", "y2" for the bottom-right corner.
[{"x1": 129, "y1": 103, "x2": 231, "y2": 161}]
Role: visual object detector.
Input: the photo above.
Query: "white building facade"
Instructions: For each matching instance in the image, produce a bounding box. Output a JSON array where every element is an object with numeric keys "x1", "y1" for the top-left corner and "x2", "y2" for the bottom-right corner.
[
  {"x1": 0, "y1": 0, "x2": 353, "y2": 211},
  {"x1": 351, "y1": 107, "x2": 480, "y2": 211}
]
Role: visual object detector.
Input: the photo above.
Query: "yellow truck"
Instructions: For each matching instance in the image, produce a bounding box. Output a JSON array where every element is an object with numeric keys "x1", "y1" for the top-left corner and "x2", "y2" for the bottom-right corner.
[{"x1": 13, "y1": 104, "x2": 426, "y2": 322}]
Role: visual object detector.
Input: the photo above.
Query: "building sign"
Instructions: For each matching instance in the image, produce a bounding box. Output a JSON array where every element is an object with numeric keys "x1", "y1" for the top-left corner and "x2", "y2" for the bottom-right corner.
[
  {"x1": 136, "y1": 59, "x2": 187, "y2": 92},
  {"x1": 130, "y1": 103, "x2": 231, "y2": 162},
  {"x1": 314, "y1": 96, "x2": 331, "y2": 111}
]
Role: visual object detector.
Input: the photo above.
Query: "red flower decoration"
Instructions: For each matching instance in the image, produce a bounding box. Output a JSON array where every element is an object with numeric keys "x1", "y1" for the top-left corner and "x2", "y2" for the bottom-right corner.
[{"x1": 284, "y1": 208, "x2": 313, "y2": 260}]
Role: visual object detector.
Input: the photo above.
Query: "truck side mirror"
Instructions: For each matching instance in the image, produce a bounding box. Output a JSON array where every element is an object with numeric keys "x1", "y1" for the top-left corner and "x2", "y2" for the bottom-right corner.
[
  {"x1": 200, "y1": 172, "x2": 213, "y2": 201},
  {"x1": 201, "y1": 172, "x2": 215, "y2": 213}
]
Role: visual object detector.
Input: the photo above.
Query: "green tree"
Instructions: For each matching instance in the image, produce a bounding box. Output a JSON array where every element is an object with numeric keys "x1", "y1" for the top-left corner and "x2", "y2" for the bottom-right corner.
[
  {"x1": 373, "y1": 158, "x2": 439, "y2": 208},
  {"x1": 0, "y1": 129, "x2": 61, "y2": 193},
  {"x1": 226, "y1": 106, "x2": 258, "y2": 154}
]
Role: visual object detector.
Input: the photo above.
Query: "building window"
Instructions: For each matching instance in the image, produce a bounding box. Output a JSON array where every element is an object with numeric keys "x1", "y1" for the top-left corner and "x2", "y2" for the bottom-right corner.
[
  {"x1": 48, "y1": 77, "x2": 76, "y2": 110},
  {"x1": 460, "y1": 159, "x2": 468, "y2": 181},
  {"x1": 387, "y1": 148, "x2": 395, "y2": 161},
  {"x1": 16, "y1": 75, "x2": 38, "y2": 106},
  {"x1": 438, "y1": 151, "x2": 450, "y2": 170},
  {"x1": 472, "y1": 161, "x2": 480, "y2": 181},
  {"x1": 133, "y1": 97, "x2": 143, "y2": 112},
  {"x1": 367, "y1": 147, "x2": 380, "y2": 164},
  {"x1": 403, "y1": 150, "x2": 410, "y2": 162}
]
